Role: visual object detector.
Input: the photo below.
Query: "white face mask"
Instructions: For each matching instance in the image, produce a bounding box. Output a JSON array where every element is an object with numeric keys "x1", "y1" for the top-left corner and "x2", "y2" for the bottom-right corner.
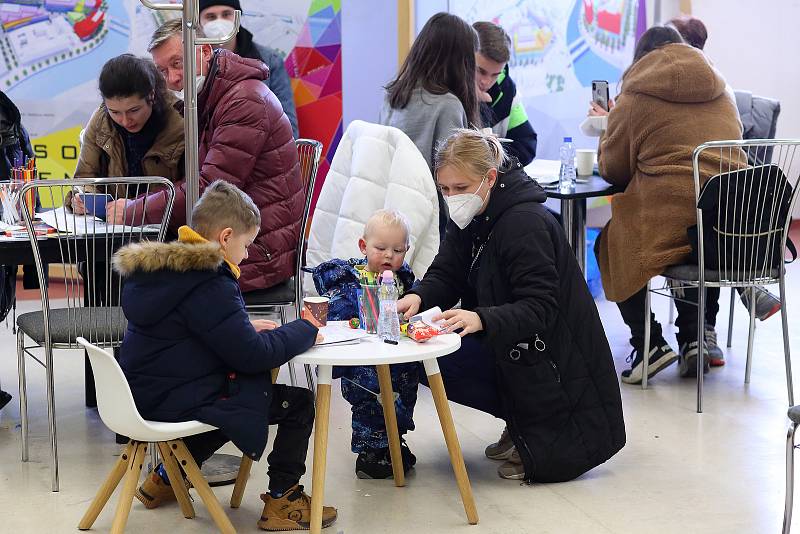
[
  {"x1": 172, "y1": 75, "x2": 206, "y2": 101},
  {"x1": 202, "y1": 19, "x2": 236, "y2": 43},
  {"x1": 445, "y1": 178, "x2": 488, "y2": 230}
]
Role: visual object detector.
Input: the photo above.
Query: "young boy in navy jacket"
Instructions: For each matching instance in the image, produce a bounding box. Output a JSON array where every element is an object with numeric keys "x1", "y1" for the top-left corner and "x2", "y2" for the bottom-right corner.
[{"x1": 114, "y1": 180, "x2": 336, "y2": 531}]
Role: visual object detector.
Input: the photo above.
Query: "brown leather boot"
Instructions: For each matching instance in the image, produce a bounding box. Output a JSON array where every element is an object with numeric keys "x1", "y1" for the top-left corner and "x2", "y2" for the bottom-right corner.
[
  {"x1": 135, "y1": 471, "x2": 178, "y2": 509},
  {"x1": 257, "y1": 484, "x2": 337, "y2": 531}
]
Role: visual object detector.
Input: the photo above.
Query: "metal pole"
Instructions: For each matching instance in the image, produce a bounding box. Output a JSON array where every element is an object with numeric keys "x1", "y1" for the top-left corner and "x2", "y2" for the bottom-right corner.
[
  {"x1": 139, "y1": 1, "x2": 239, "y2": 226},
  {"x1": 183, "y1": 0, "x2": 199, "y2": 225}
]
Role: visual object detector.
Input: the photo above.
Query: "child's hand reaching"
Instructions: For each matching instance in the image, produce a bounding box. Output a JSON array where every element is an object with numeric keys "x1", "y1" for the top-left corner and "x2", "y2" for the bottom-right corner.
[
  {"x1": 251, "y1": 319, "x2": 279, "y2": 332},
  {"x1": 301, "y1": 308, "x2": 325, "y2": 344}
]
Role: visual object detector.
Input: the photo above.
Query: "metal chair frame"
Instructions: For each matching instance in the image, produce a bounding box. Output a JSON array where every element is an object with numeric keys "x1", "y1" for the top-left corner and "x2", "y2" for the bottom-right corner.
[
  {"x1": 640, "y1": 140, "x2": 799, "y2": 413},
  {"x1": 245, "y1": 138, "x2": 323, "y2": 391},
  {"x1": 16, "y1": 177, "x2": 174, "y2": 491}
]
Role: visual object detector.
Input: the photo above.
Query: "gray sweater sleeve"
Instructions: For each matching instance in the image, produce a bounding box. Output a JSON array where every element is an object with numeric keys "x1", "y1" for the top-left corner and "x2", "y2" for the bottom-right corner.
[{"x1": 431, "y1": 97, "x2": 469, "y2": 165}]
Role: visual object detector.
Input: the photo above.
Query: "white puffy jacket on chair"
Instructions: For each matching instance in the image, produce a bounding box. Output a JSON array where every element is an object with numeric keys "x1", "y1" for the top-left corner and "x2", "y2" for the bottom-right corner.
[{"x1": 307, "y1": 120, "x2": 440, "y2": 288}]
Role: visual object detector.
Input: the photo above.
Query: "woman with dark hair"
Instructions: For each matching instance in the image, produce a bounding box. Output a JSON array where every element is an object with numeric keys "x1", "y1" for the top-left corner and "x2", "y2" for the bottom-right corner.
[
  {"x1": 380, "y1": 12, "x2": 480, "y2": 237},
  {"x1": 590, "y1": 26, "x2": 742, "y2": 384},
  {"x1": 70, "y1": 53, "x2": 184, "y2": 213}
]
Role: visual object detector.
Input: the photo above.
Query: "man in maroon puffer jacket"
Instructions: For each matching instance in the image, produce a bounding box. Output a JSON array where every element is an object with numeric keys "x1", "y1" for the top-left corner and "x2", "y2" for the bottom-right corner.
[{"x1": 120, "y1": 19, "x2": 303, "y2": 293}]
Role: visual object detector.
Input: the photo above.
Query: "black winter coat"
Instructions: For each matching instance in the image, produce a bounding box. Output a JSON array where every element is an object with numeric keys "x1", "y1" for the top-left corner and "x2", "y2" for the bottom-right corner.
[
  {"x1": 410, "y1": 160, "x2": 625, "y2": 482},
  {"x1": 113, "y1": 238, "x2": 318, "y2": 460}
]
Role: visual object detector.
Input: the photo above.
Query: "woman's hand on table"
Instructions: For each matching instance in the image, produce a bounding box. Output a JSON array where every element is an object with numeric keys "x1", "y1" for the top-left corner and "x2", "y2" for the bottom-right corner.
[
  {"x1": 71, "y1": 193, "x2": 87, "y2": 215},
  {"x1": 300, "y1": 308, "x2": 325, "y2": 344},
  {"x1": 251, "y1": 319, "x2": 279, "y2": 332},
  {"x1": 436, "y1": 309, "x2": 483, "y2": 337},
  {"x1": 397, "y1": 294, "x2": 422, "y2": 320}
]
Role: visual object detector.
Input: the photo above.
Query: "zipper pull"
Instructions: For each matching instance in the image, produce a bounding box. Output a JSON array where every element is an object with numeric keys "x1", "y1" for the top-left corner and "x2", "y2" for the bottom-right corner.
[{"x1": 534, "y1": 334, "x2": 545, "y2": 352}]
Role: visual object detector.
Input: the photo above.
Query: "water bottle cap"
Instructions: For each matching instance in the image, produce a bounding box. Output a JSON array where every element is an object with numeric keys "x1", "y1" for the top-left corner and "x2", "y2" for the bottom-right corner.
[
  {"x1": 381, "y1": 270, "x2": 394, "y2": 283},
  {"x1": 563, "y1": 137, "x2": 572, "y2": 142}
]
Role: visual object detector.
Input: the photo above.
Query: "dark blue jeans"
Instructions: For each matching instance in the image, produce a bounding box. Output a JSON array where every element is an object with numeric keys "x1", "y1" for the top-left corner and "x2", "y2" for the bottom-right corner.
[{"x1": 419, "y1": 335, "x2": 504, "y2": 419}]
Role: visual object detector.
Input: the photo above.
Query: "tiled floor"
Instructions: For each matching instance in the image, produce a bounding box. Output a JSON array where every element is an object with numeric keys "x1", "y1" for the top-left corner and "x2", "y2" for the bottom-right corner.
[{"x1": 1, "y1": 263, "x2": 798, "y2": 533}]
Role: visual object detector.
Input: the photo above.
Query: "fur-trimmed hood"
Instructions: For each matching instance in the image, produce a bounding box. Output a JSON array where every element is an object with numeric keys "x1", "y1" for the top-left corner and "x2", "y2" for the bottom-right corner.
[
  {"x1": 114, "y1": 240, "x2": 233, "y2": 327},
  {"x1": 113, "y1": 240, "x2": 225, "y2": 276}
]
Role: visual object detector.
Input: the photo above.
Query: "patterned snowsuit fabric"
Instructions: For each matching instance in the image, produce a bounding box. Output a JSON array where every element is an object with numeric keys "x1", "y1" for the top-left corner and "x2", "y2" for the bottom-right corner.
[{"x1": 306, "y1": 258, "x2": 419, "y2": 452}]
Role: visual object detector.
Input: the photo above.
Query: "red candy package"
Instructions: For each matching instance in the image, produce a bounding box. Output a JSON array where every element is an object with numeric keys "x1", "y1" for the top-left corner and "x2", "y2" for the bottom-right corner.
[{"x1": 407, "y1": 321, "x2": 440, "y2": 343}]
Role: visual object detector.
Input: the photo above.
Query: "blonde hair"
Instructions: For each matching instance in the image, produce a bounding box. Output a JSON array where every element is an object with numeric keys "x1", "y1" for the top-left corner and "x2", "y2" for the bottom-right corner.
[
  {"x1": 192, "y1": 180, "x2": 260, "y2": 238},
  {"x1": 363, "y1": 209, "x2": 412, "y2": 247},
  {"x1": 149, "y1": 18, "x2": 206, "y2": 52},
  {"x1": 434, "y1": 128, "x2": 507, "y2": 180}
]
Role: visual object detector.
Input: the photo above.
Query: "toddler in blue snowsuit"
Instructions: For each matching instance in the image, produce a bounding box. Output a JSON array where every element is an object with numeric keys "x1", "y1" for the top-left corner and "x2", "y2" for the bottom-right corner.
[{"x1": 307, "y1": 209, "x2": 419, "y2": 479}]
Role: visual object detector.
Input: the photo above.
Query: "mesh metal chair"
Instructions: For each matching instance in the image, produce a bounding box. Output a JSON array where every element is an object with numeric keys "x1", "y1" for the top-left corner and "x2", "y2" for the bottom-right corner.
[
  {"x1": 244, "y1": 138, "x2": 323, "y2": 390},
  {"x1": 785, "y1": 406, "x2": 800, "y2": 533},
  {"x1": 17, "y1": 177, "x2": 174, "y2": 491},
  {"x1": 641, "y1": 140, "x2": 798, "y2": 413}
]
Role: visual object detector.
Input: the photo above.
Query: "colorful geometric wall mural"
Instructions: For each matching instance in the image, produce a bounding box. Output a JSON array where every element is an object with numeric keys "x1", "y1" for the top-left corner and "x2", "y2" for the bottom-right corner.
[{"x1": 285, "y1": 0, "x2": 342, "y2": 216}]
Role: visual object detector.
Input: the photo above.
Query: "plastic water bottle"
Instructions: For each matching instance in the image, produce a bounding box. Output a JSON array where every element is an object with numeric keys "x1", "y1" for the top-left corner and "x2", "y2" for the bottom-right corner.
[
  {"x1": 377, "y1": 270, "x2": 400, "y2": 343},
  {"x1": 559, "y1": 136, "x2": 576, "y2": 191}
]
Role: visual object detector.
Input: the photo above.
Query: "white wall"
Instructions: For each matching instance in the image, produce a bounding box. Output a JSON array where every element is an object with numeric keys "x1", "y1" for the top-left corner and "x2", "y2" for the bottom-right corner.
[
  {"x1": 662, "y1": 0, "x2": 800, "y2": 215},
  {"x1": 341, "y1": 0, "x2": 398, "y2": 126}
]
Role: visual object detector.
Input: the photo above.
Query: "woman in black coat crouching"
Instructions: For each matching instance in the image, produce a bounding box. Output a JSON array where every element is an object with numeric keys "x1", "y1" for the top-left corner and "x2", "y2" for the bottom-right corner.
[{"x1": 397, "y1": 129, "x2": 625, "y2": 483}]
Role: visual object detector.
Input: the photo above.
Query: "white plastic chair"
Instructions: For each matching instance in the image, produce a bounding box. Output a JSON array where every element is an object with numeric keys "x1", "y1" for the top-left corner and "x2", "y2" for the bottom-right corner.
[{"x1": 76, "y1": 338, "x2": 235, "y2": 534}]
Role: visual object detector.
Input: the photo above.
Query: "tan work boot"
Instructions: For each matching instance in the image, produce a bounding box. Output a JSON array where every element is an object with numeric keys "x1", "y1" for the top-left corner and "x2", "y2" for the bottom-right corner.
[
  {"x1": 257, "y1": 484, "x2": 337, "y2": 531},
  {"x1": 135, "y1": 470, "x2": 185, "y2": 509}
]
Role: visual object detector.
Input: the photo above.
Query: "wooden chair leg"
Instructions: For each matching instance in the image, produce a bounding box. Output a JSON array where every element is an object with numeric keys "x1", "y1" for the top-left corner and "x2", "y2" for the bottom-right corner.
[
  {"x1": 157, "y1": 442, "x2": 195, "y2": 519},
  {"x1": 427, "y1": 371, "x2": 479, "y2": 525},
  {"x1": 376, "y1": 364, "x2": 405, "y2": 487},
  {"x1": 170, "y1": 440, "x2": 236, "y2": 534},
  {"x1": 77, "y1": 442, "x2": 135, "y2": 530},
  {"x1": 110, "y1": 442, "x2": 147, "y2": 534},
  {"x1": 230, "y1": 456, "x2": 253, "y2": 508},
  {"x1": 310, "y1": 380, "x2": 332, "y2": 534}
]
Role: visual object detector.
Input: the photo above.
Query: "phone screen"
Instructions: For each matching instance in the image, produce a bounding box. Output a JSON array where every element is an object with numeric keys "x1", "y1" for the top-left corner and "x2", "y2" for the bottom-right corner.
[{"x1": 592, "y1": 80, "x2": 610, "y2": 112}]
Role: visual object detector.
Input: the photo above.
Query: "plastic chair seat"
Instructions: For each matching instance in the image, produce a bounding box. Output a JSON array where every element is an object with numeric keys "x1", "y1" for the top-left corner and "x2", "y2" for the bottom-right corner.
[
  {"x1": 243, "y1": 277, "x2": 295, "y2": 307},
  {"x1": 120, "y1": 419, "x2": 218, "y2": 444},
  {"x1": 17, "y1": 307, "x2": 127, "y2": 345}
]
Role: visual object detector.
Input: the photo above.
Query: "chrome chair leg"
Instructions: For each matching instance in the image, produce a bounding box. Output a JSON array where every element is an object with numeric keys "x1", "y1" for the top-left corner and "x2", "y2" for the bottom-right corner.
[
  {"x1": 44, "y1": 343, "x2": 59, "y2": 492},
  {"x1": 668, "y1": 299, "x2": 675, "y2": 325},
  {"x1": 785, "y1": 422, "x2": 797, "y2": 534},
  {"x1": 642, "y1": 280, "x2": 651, "y2": 390},
  {"x1": 697, "y1": 283, "x2": 706, "y2": 414},
  {"x1": 17, "y1": 329, "x2": 28, "y2": 462},
  {"x1": 780, "y1": 276, "x2": 794, "y2": 406},
  {"x1": 279, "y1": 307, "x2": 299, "y2": 387},
  {"x1": 745, "y1": 287, "x2": 757, "y2": 385},
  {"x1": 305, "y1": 364, "x2": 316, "y2": 394},
  {"x1": 727, "y1": 287, "x2": 736, "y2": 348}
]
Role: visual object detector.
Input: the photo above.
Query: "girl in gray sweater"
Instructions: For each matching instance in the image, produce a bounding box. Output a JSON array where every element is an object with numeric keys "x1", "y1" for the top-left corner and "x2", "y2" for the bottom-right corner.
[{"x1": 379, "y1": 12, "x2": 480, "y2": 239}]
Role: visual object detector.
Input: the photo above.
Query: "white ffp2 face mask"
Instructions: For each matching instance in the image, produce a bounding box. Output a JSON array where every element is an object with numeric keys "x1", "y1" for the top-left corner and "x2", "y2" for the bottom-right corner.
[
  {"x1": 444, "y1": 178, "x2": 487, "y2": 230},
  {"x1": 173, "y1": 75, "x2": 206, "y2": 101},
  {"x1": 202, "y1": 19, "x2": 236, "y2": 43}
]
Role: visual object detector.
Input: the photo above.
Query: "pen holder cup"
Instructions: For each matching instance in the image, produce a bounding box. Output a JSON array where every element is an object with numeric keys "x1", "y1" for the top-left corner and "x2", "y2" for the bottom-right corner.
[{"x1": 357, "y1": 284, "x2": 380, "y2": 334}]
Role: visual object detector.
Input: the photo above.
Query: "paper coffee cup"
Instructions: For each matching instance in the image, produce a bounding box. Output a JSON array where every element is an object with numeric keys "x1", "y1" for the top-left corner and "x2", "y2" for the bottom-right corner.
[
  {"x1": 303, "y1": 296, "x2": 329, "y2": 326},
  {"x1": 576, "y1": 149, "x2": 596, "y2": 176}
]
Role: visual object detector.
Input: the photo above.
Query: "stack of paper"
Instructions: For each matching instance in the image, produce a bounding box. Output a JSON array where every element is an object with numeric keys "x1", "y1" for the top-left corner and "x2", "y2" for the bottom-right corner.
[
  {"x1": 317, "y1": 323, "x2": 370, "y2": 346},
  {"x1": 524, "y1": 159, "x2": 561, "y2": 185}
]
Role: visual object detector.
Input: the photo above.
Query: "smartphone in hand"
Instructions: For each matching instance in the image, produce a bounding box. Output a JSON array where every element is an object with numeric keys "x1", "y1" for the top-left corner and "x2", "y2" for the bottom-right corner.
[
  {"x1": 80, "y1": 193, "x2": 115, "y2": 220},
  {"x1": 592, "y1": 80, "x2": 610, "y2": 112}
]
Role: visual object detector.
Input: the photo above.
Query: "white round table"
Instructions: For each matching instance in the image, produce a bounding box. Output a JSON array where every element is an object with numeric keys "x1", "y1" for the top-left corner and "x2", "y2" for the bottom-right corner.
[{"x1": 291, "y1": 324, "x2": 479, "y2": 533}]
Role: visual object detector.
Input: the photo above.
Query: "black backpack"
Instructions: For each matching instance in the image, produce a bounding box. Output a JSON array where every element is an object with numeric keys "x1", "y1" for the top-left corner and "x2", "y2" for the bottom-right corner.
[{"x1": 688, "y1": 163, "x2": 797, "y2": 275}]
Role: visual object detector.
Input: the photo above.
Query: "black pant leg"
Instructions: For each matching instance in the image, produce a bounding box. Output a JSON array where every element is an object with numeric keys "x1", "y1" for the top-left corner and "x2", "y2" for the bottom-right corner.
[
  {"x1": 674, "y1": 286, "x2": 720, "y2": 346},
  {"x1": 419, "y1": 335, "x2": 504, "y2": 419},
  {"x1": 615, "y1": 285, "x2": 664, "y2": 352},
  {"x1": 182, "y1": 429, "x2": 229, "y2": 467},
  {"x1": 265, "y1": 384, "x2": 315, "y2": 494}
]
